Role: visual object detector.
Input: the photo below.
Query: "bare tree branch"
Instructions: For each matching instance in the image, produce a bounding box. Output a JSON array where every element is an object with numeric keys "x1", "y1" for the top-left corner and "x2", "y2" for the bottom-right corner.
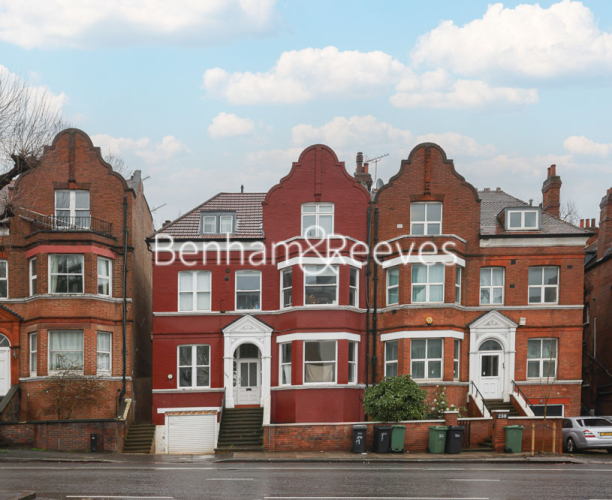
[
  {"x1": 560, "y1": 199, "x2": 580, "y2": 226},
  {"x1": 103, "y1": 150, "x2": 133, "y2": 179}
]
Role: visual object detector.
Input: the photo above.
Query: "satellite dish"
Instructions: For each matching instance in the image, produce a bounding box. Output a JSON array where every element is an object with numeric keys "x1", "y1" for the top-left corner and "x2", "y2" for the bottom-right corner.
[{"x1": 376, "y1": 178, "x2": 384, "y2": 190}]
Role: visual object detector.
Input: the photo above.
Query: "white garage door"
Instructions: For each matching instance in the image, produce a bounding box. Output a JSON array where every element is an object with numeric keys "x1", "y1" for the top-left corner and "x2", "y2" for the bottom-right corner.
[{"x1": 168, "y1": 413, "x2": 216, "y2": 454}]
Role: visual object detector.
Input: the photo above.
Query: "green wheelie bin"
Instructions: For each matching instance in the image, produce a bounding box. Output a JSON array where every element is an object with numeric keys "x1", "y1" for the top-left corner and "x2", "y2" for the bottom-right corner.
[
  {"x1": 428, "y1": 426, "x2": 448, "y2": 454},
  {"x1": 504, "y1": 425, "x2": 525, "y2": 453},
  {"x1": 390, "y1": 425, "x2": 406, "y2": 452}
]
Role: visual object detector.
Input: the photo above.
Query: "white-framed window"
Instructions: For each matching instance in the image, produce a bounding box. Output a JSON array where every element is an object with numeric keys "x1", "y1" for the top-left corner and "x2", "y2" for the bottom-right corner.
[
  {"x1": 507, "y1": 208, "x2": 539, "y2": 230},
  {"x1": 453, "y1": 339, "x2": 460, "y2": 380},
  {"x1": 97, "y1": 257, "x2": 112, "y2": 296},
  {"x1": 201, "y1": 215, "x2": 216, "y2": 234},
  {"x1": 411, "y1": 338, "x2": 443, "y2": 380},
  {"x1": 527, "y1": 338, "x2": 557, "y2": 379},
  {"x1": 412, "y1": 263, "x2": 444, "y2": 303},
  {"x1": 529, "y1": 267, "x2": 559, "y2": 304},
  {"x1": 55, "y1": 190, "x2": 90, "y2": 229},
  {"x1": 385, "y1": 340, "x2": 398, "y2": 377},
  {"x1": 219, "y1": 215, "x2": 233, "y2": 233},
  {"x1": 304, "y1": 265, "x2": 338, "y2": 305},
  {"x1": 48, "y1": 330, "x2": 84, "y2": 371},
  {"x1": 48, "y1": 254, "x2": 84, "y2": 294},
  {"x1": 480, "y1": 267, "x2": 504, "y2": 305},
  {"x1": 349, "y1": 267, "x2": 359, "y2": 307},
  {"x1": 387, "y1": 267, "x2": 399, "y2": 305},
  {"x1": 280, "y1": 343, "x2": 292, "y2": 386},
  {"x1": 97, "y1": 331, "x2": 112, "y2": 374},
  {"x1": 29, "y1": 258, "x2": 37, "y2": 296},
  {"x1": 179, "y1": 271, "x2": 212, "y2": 311},
  {"x1": 236, "y1": 270, "x2": 261, "y2": 310},
  {"x1": 348, "y1": 341, "x2": 358, "y2": 384},
  {"x1": 302, "y1": 203, "x2": 334, "y2": 237},
  {"x1": 29, "y1": 332, "x2": 37, "y2": 375},
  {"x1": 0, "y1": 260, "x2": 7, "y2": 299},
  {"x1": 304, "y1": 340, "x2": 336, "y2": 384},
  {"x1": 200, "y1": 213, "x2": 235, "y2": 235},
  {"x1": 281, "y1": 268, "x2": 292, "y2": 308},
  {"x1": 178, "y1": 344, "x2": 210, "y2": 388},
  {"x1": 455, "y1": 266, "x2": 462, "y2": 304},
  {"x1": 410, "y1": 202, "x2": 442, "y2": 235}
]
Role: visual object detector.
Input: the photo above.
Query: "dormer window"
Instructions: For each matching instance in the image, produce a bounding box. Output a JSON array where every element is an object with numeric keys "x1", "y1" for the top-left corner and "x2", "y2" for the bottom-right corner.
[
  {"x1": 506, "y1": 208, "x2": 540, "y2": 230},
  {"x1": 200, "y1": 213, "x2": 235, "y2": 235}
]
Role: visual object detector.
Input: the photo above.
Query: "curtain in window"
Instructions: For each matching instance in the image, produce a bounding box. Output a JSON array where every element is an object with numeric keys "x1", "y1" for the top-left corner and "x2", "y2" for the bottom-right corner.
[
  {"x1": 49, "y1": 331, "x2": 84, "y2": 369},
  {"x1": 305, "y1": 363, "x2": 335, "y2": 383},
  {"x1": 50, "y1": 256, "x2": 60, "y2": 293},
  {"x1": 97, "y1": 332, "x2": 111, "y2": 371}
]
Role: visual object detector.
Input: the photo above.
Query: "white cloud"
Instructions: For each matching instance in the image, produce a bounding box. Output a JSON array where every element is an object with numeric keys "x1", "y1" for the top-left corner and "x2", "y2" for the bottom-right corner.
[
  {"x1": 91, "y1": 134, "x2": 190, "y2": 163},
  {"x1": 563, "y1": 135, "x2": 612, "y2": 157},
  {"x1": 0, "y1": 65, "x2": 67, "y2": 114},
  {"x1": 0, "y1": 0, "x2": 279, "y2": 49},
  {"x1": 208, "y1": 112, "x2": 255, "y2": 138},
  {"x1": 412, "y1": 0, "x2": 612, "y2": 79},
  {"x1": 415, "y1": 132, "x2": 496, "y2": 157}
]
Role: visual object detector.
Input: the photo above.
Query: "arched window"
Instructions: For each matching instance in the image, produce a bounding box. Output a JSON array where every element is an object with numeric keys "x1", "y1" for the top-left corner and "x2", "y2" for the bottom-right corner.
[
  {"x1": 479, "y1": 339, "x2": 502, "y2": 351},
  {"x1": 0, "y1": 334, "x2": 9, "y2": 347}
]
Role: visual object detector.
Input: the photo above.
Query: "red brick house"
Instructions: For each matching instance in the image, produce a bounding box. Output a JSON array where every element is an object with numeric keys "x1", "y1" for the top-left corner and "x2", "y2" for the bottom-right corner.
[
  {"x1": 150, "y1": 145, "x2": 370, "y2": 453},
  {"x1": 0, "y1": 128, "x2": 153, "y2": 427},
  {"x1": 582, "y1": 188, "x2": 612, "y2": 415},
  {"x1": 372, "y1": 144, "x2": 588, "y2": 419}
]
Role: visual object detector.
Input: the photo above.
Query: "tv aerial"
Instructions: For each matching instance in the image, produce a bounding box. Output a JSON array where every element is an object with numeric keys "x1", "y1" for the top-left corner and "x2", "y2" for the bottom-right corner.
[{"x1": 365, "y1": 153, "x2": 389, "y2": 185}]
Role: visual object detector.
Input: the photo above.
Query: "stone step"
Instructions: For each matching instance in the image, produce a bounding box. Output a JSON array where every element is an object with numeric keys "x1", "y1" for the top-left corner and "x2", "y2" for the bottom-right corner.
[{"x1": 215, "y1": 445, "x2": 263, "y2": 453}]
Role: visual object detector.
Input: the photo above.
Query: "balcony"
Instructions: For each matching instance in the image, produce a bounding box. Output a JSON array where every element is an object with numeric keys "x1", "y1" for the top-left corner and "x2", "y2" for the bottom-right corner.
[{"x1": 18, "y1": 207, "x2": 113, "y2": 237}]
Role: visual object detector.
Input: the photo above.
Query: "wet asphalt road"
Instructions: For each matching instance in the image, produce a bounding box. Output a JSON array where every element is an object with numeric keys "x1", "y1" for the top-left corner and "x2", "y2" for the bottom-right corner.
[{"x1": 1, "y1": 461, "x2": 612, "y2": 500}]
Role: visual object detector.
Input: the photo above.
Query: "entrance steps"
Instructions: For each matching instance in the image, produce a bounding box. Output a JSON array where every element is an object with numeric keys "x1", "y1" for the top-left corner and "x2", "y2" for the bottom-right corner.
[
  {"x1": 123, "y1": 423, "x2": 155, "y2": 454},
  {"x1": 462, "y1": 437, "x2": 494, "y2": 453},
  {"x1": 215, "y1": 408, "x2": 263, "y2": 453},
  {"x1": 486, "y1": 399, "x2": 520, "y2": 417}
]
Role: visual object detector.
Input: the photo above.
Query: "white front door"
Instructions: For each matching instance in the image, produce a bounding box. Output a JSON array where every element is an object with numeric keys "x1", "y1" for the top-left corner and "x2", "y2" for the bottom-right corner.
[
  {"x1": 479, "y1": 352, "x2": 503, "y2": 399},
  {"x1": 0, "y1": 348, "x2": 10, "y2": 396},
  {"x1": 236, "y1": 359, "x2": 261, "y2": 405}
]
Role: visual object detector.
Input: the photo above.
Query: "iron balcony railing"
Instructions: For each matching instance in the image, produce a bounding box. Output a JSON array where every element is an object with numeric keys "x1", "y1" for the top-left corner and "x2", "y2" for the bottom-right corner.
[{"x1": 18, "y1": 207, "x2": 113, "y2": 237}]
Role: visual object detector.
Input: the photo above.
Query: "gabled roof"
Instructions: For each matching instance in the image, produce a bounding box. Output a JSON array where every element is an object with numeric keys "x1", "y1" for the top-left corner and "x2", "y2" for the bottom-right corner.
[
  {"x1": 156, "y1": 192, "x2": 266, "y2": 240},
  {"x1": 479, "y1": 189, "x2": 589, "y2": 236}
]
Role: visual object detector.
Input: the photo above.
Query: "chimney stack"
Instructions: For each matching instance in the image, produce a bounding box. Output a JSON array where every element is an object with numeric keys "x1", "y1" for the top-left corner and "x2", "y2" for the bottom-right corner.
[
  {"x1": 542, "y1": 164, "x2": 562, "y2": 218},
  {"x1": 354, "y1": 151, "x2": 372, "y2": 192},
  {"x1": 597, "y1": 187, "x2": 612, "y2": 260}
]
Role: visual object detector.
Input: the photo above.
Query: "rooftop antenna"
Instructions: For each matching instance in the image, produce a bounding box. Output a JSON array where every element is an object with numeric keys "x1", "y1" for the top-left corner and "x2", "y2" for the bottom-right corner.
[
  {"x1": 142, "y1": 175, "x2": 151, "y2": 181},
  {"x1": 151, "y1": 203, "x2": 167, "y2": 213},
  {"x1": 364, "y1": 153, "x2": 389, "y2": 186}
]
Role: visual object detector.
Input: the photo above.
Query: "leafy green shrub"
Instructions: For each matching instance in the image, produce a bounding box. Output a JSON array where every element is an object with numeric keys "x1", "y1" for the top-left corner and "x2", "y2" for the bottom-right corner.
[
  {"x1": 363, "y1": 375, "x2": 428, "y2": 422},
  {"x1": 426, "y1": 385, "x2": 467, "y2": 419}
]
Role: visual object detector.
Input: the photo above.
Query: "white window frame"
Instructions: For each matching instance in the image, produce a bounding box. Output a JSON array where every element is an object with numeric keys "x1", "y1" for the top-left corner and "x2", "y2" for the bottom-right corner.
[
  {"x1": 506, "y1": 209, "x2": 540, "y2": 230},
  {"x1": 177, "y1": 344, "x2": 211, "y2": 389},
  {"x1": 386, "y1": 267, "x2": 399, "y2": 306},
  {"x1": 0, "y1": 259, "x2": 7, "y2": 299},
  {"x1": 29, "y1": 257, "x2": 37, "y2": 296},
  {"x1": 201, "y1": 215, "x2": 217, "y2": 234},
  {"x1": 348, "y1": 341, "x2": 358, "y2": 384},
  {"x1": 528, "y1": 266, "x2": 559, "y2": 305},
  {"x1": 303, "y1": 340, "x2": 337, "y2": 385},
  {"x1": 453, "y1": 339, "x2": 460, "y2": 380},
  {"x1": 219, "y1": 215, "x2": 234, "y2": 234},
  {"x1": 411, "y1": 338, "x2": 443, "y2": 380},
  {"x1": 97, "y1": 257, "x2": 112, "y2": 297},
  {"x1": 527, "y1": 338, "x2": 558, "y2": 379},
  {"x1": 178, "y1": 271, "x2": 212, "y2": 312},
  {"x1": 301, "y1": 203, "x2": 334, "y2": 238},
  {"x1": 279, "y1": 343, "x2": 292, "y2": 386},
  {"x1": 303, "y1": 265, "x2": 338, "y2": 306},
  {"x1": 410, "y1": 202, "x2": 442, "y2": 235},
  {"x1": 235, "y1": 270, "x2": 262, "y2": 311},
  {"x1": 97, "y1": 331, "x2": 112, "y2": 375},
  {"x1": 411, "y1": 263, "x2": 445, "y2": 304},
  {"x1": 384, "y1": 340, "x2": 398, "y2": 377},
  {"x1": 55, "y1": 190, "x2": 90, "y2": 229},
  {"x1": 48, "y1": 254, "x2": 84, "y2": 295},
  {"x1": 455, "y1": 266, "x2": 461, "y2": 304},
  {"x1": 48, "y1": 330, "x2": 84, "y2": 373},
  {"x1": 349, "y1": 267, "x2": 359, "y2": 308},
  {"x1": 29, "y1": 332, "x2": 37, "y2": 376},
  {"x1": 480, "y1": 267, "x2": 505, "y2": 305},
  {"x1": 280, "y1": 268, "x2": 292, "y2": 309}
]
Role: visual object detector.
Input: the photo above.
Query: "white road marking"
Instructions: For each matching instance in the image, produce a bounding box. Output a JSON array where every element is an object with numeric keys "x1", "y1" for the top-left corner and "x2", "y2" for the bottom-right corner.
[
  {"x1": 206, "y1": 478, "x2": 254, "y2": 480},
  {"x1": 264, "y1": 497, "x2": 489, "y2": 500},
  {"x1": 449, "y1": 479, "x2": 500, "y2": 482},
  {"x1": 65, "y1": 497, "x2": 174, "y2": 499}
]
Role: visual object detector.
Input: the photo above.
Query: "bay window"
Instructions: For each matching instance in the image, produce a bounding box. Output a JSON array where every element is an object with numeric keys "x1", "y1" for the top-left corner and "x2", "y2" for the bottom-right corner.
[
  {"x1": 385, "y1": 340, "x2": 398, "y2": 377},
  {"x1": 97, "y1": 331, "x2": 112, "y2": 374},
  {"x1": 97, "y1": 257, "x2": 112, "y2": 296},
  {"x1": 454, "y1": 339, "x2": 460, "y2": 379},
  {"x1": 412, "y1": 263, "x2": 444, "y2": 303},
  {"x1": 179, "y1": 271, "x2": 211, "y2": 311},
  {"x1": 387, "y1": 267, "x2": 399, "y2": 305},
  {"x1": 349, "y1": 267, "x2": 359, "y2": 307},
  {"x1": 29, "y1": 258, "x2": 37, "y2": 296},
  {"x1": 0, "y1": 260, "x2": 7, "y2": 298},
  {"x1": 178, "y1": 344, "x2": 210, "y2": 388},
  {"x1": 348, "y1": 341, "x2": 358, "y2": 384},
  {"x1": 236, "y1": 270, "x2": 261, "y2": 310},
  {"x1": 304, "y1": 340, "x2": 336, "y2": 384},
  {"x1": 304, "y1": 265, "x2": 338, "y2": 305},
  {"x1": 280, "y1": 343, "x2": 291, "y2": 386},
  {"x1": 411, "y1": 338, "x2": 443, "y2": 380},
  {"x1": 49, "y1": 255, "x2": 84, "y2": 294},
  {"x1": 281, "y1": 268, "x2": 292, "y2": 308},
  {"x1": 30, "y1": 333, "x2": 37, "y2": 375},
  {"x1": 49, "y1": 330, "x2": 84, "y2": 371},
  {"x1": 455, "y1": 266, "x2": 462, "y2": 304}
]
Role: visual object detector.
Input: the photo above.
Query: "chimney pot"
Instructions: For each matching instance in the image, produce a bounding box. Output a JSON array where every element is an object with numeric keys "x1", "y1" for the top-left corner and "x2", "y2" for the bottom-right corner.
[
  {"x1": 496, "y1": 187, "x2": 501, "y2": 191},
  {"x1": 356, "y1": 152, "x2": 363, "y2": 172},
  {"x1": 241, "y1": 185, "x2": 244, "y2": 193},
  {"x1": 364, "y1": 162, "x2": 369, "y2": 173},
  {"x1": 529, "y1": 199, "x2": 533, "y2": 206},
  {"x1": 587, "y1": 219, "x2": 591, "y2": 228},
  {"x1": 550, "y1": 164, "x2": 556, "y2": 177},
  {"x1": 592, "y1": 218, "x2": 596, "y2": 228},
  {"x1": 580, "y1": 219, "x2": 584, "y2": 228}
]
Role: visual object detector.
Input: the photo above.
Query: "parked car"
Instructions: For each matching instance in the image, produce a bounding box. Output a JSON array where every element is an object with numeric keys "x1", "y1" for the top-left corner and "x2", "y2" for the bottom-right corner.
[{"x1": 563, "y1": 417, "x2": 612, "y2": 453}]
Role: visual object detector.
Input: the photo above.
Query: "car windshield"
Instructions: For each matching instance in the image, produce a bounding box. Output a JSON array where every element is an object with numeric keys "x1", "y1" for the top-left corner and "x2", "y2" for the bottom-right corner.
[{"x1": 581, "y1": 418, "x2": 612, "y2": 427}]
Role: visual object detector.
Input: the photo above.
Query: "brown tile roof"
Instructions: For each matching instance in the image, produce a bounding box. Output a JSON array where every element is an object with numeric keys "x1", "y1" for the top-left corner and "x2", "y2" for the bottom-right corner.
[
  {"x1": 479, "y1": 189, "x2": 589, "y2": 236},
  {"x1": 157, "y1": 192, "x2": 266, "y2": 239}
]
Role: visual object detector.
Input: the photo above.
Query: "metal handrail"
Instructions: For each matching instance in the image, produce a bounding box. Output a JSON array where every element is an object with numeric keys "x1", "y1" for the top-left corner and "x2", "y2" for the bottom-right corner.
[
  {"x1": 18, "y1": 207, "x2": 113, "y2": 237},
  {"x1": 511, "y1": 380, "x2": 534, "y2": 411},
  {"x1": 470, "y1": 381, "x2": 491, "y2": 416}
]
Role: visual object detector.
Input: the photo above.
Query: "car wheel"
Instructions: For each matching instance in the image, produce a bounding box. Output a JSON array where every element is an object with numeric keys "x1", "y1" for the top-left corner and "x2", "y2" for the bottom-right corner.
[{"x1": 566, "y1": 437, "x2": 576, "y2": 453}]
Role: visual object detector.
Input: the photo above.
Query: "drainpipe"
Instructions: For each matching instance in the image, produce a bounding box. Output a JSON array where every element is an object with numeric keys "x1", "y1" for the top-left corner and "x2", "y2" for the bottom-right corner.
[
  {"x1": 118, "y1": 194, "x2": 128, "y2": 408},
  {"x1": 365, "y1": 206, "x2": 372, "y2": 388},
  {"x1": 371, "y1": 208, "x2": 379, "y2": 385}
]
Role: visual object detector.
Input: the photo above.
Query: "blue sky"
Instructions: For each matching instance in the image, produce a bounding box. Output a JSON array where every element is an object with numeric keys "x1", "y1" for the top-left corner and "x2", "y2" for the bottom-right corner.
[{"x1": 1, "y1": 0, "x2": 611, "y2": 226}]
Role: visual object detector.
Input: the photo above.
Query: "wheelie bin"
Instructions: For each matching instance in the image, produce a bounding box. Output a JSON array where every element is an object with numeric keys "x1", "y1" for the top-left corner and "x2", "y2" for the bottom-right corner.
[
  {"x1": 445, "y1": 425, "x2": 465, "y2": 454},
  {"x1": 351, "y1": 425, "x2": 367, "y2": 453},
  {"x1": 428, "y1": 426, "x2": 448, "y2": 454},
  {"x1": 504, "y1": 425, "x2": 525, "y2": 453},
  {"x1": 373, "y1": 425, "x2": 392, "y2": 453},
  {"x1": 390, "y1": 425, "x2": 406, "y2": 452}
]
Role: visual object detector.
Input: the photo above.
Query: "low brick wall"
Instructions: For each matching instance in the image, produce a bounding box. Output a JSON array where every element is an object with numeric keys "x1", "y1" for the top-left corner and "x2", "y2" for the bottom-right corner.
[{"x1": 0, "y1": 419, "x2": 127, "y2": 452}]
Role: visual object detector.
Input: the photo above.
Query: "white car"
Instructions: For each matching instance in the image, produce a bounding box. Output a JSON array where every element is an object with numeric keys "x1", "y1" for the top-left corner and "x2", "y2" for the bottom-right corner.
[{"x1": 562, "y1": 417, "x2": 612, "y2": 453}]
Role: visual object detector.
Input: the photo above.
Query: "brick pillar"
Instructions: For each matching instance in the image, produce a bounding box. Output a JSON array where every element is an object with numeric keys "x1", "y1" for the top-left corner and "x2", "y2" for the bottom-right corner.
[
  {"x1": 444, "y1": 410, "x2": 458, "y2": 427},
  {"x1": 492, "y1": 410, "x2": 510, "y2": 451}
]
